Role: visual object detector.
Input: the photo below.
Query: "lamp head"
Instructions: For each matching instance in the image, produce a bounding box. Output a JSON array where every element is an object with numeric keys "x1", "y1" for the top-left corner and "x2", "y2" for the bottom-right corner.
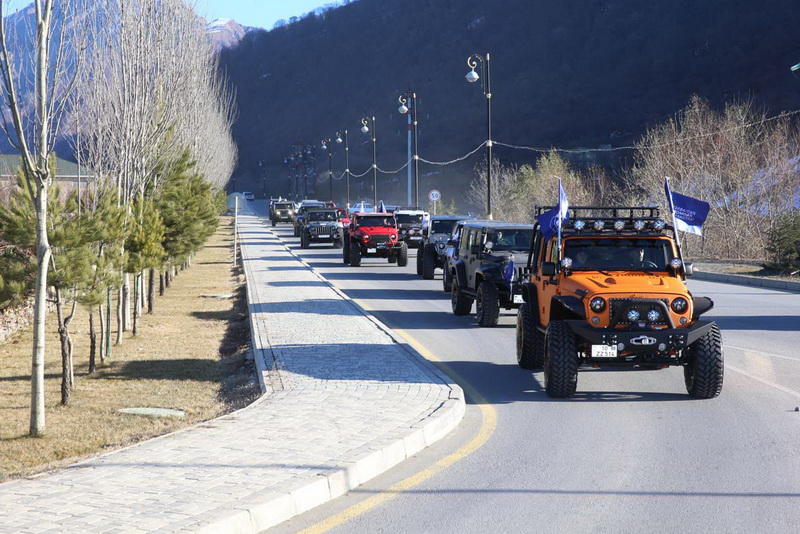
[{"x1": 465, "y1": 69, "x2": 480, "y2": 83}]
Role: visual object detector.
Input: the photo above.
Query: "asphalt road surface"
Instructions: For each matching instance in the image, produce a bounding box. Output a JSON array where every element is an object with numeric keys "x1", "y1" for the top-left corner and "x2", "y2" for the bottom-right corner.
[{"x1": 257, "y1": 208, "x2": 800, "y2": 534}]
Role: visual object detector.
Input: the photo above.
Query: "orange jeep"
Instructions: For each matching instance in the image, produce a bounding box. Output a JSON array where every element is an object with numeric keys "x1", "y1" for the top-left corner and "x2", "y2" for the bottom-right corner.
[{"x1": 516, "y1": 206, "x2": 723, "y2": 399}]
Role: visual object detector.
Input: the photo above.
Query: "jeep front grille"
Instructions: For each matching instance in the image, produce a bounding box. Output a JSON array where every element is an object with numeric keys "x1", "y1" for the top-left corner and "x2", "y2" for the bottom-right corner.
[
  {"x1": 609, "y1": 298, "x2": 670, "y2": 326},
  {"x1": 370, "y1": 235, "x2": 390, "y2": 244},
  {"x1": 310, "y1": 225, "x2": 336, "y2": 235}
]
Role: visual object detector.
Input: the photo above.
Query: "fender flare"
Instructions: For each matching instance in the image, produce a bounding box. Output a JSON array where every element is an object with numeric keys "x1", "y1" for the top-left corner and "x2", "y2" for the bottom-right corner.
[
  {"x1": 454, "y1": 260, "x2": 468, "y2": 288},
  {"x1": 551, "y1": 295, "x2": 585, "y2": 321}
]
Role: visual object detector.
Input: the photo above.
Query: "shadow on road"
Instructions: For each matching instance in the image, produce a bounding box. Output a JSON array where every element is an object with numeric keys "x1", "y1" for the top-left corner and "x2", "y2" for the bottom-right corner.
[{"x1": 710, "y1": 315, "x2": 799, "y2": 331}]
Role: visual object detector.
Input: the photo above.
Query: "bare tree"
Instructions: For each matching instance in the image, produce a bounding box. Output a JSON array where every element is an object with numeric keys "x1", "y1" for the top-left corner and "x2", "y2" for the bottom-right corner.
[{"x1": 0, "y1": 0, "x2": 83, "y2": 436}]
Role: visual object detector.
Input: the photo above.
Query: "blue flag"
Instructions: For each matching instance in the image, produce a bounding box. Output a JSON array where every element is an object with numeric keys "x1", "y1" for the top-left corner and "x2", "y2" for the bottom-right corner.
[
  {"x1": 664, "y1": 179, "x2": 710, "y2": 236},
  {"x1": 536, "y1": 179, "x2": 569, "y2": 240},
  {"x1": 378, "y1": 200, "x2": 386, "y2": 212}
]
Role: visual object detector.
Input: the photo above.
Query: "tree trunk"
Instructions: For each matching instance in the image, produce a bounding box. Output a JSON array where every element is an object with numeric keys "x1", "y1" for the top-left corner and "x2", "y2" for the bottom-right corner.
[
  {"x1": 30, "y1": 186, "x2": 51, "y2": 436},
  {"x1": 164, "y1": 268, "x2": 171, "y2": 289},
  {"x1": 97, "y1": 304, "x2": 105, "y2": 364},
  {"x1": 106, "y1": 288, "x2": 113, "y2": 358},
  {"x1": 159, "y1": 271, "x2": 165, "y2": 296},
  {"x1": 122, "y1": 273, "x2": 131, "y2": 331},
  {"x1": 55, "y1": 288, "x2": 74, "y2": 406},
  {"x1": 116, "y1": 286, "x2": 123, "y2": 345},
  {"x1": 148, "y1": 268, "x2": 156, "y2": 313},
  {"x1": 88, "y1": 310, "x2": 97, "y2": 374},
  {"x1": 132, "y1": 274, "x2": 139, "y2": 336}
]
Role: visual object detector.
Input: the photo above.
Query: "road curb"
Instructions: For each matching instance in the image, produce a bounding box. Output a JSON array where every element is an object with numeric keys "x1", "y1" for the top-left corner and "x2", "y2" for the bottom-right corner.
[
  {"x1": 693, "y1": 270, "x2": 800, "y2": 293},
  {"x1": 207, "y1": 216, "x2": 466, "y2": 534}
]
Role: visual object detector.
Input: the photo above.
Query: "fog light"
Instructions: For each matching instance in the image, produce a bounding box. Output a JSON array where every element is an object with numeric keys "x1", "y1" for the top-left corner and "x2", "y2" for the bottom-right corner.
[
  {"x1": 573, "y1": 220, "x2": 586, "y2": 230},
  {"x1": 653, "y1": 219, "x2": 666, "y2": 231},
  {"x1": 658, "y1": 343, "x2": 667, "y2": 352},
  {"x1": 613, "y1": 220, "x2": 625, "y2": 231},
  {"x1": 633, "y1": 220, "x2": 646, "y2": 231},
  {"x1": 617, "y1": 343, "x2": 625, "y2": 351},
  {"x1": 626, "y1": 309, "x2": 640, "y2": 321},
  {"x1": 680, "y1": 317, "x2": 688, "y2": 325},
  {"x1": 647, "y1": 309, "x2": 661, "y2": 322},
  {"x1": 591, "y1": 316, "x2": 600, "y2": 324},
  {"x1": 593, "y1": 220, "x2": 605, "y2": 231}
]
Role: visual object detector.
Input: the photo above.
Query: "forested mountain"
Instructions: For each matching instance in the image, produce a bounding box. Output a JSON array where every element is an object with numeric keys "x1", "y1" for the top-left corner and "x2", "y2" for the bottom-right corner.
[{"x1": 219, "y1": 1, "x2": 798, "y2": 205}]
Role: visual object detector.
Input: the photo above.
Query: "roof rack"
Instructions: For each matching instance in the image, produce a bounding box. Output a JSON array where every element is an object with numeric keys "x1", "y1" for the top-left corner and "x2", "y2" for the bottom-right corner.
[
  {"x1": 534, "y1": 205, "x2": 674, "y2": 237},
  {"x1": 534, "y1": 206, "x2": 661, "y2": 219}
]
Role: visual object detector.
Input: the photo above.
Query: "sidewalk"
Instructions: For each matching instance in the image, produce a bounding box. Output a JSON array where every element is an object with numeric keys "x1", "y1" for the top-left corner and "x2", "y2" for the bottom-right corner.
[{"x1": 0, "y1": 211, "x2": 464, "y2": 534}]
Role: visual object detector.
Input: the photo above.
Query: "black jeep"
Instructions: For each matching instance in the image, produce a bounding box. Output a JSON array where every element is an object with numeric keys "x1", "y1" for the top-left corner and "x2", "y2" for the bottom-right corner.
[
  {"x1": 417, "y1": 215, "x2": 473, "y2": 279},
  {"x1": 299, "y1": 208, "x2": 343, "y2": 248},
  {"x1": 449, "y1": 221, "x2": 534, "y2": 327},
  {"x1": 270, "y1": 201, "x2": 295, "y2": 226}
]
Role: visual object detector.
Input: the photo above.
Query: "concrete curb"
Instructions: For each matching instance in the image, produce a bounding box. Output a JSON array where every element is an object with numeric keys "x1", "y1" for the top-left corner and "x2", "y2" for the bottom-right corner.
[
  {"x1": 693, "y1": 270, "x2": 800, "y2": 293},
  {"x1": 206, "y1": 214, "x2": 466, "y2": 533}
]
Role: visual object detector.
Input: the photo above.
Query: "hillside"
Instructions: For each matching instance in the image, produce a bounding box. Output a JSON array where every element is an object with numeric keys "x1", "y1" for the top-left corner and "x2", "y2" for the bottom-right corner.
[{"x1": 199, "y1": 2, "x2": 800, "y2": 205}]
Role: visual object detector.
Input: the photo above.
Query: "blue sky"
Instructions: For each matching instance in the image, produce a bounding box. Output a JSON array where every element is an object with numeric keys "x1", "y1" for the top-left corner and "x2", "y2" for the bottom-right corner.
[
  {"x1": 3, "y1": 1, "x2": 332, "y2": 30},
  {"x1": 196, "y1": 0, "x2": 330, "y2": 29}
]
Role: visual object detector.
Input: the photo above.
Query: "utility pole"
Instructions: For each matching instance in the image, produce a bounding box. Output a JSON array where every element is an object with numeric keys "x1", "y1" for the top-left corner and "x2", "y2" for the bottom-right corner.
[
  {"x1": 466, "y1": 52, "x2": 493, "y2": 219},
  {"x1": 398, "y1": 91, "x2": 419, "y2": 208}
]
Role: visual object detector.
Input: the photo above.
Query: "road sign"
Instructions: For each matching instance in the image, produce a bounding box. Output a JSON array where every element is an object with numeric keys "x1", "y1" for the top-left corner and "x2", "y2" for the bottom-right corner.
[{"x1": 428, "y1": 189, "x2": 441, "y2": 202}]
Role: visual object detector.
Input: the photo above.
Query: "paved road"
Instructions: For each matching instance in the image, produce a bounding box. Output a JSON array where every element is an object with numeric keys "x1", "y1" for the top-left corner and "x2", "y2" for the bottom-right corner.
[{"x1": 261, "y1": 208, "x2": 800, "y2": 534}]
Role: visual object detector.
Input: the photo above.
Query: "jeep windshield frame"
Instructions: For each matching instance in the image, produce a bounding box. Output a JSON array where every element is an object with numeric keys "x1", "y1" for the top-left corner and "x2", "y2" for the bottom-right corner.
[
  {"x1": 486, "y1": 228, "x2": 534, "y2": 252},
  {"x1": 563, "y1": 236, "x2": 676, "y2": 272},
  {"x1": 307, "y1": 210, "x2": 338, "y2": 222},
  {"x1": 275, "y1": 203, "x2": 293, "y2": 210},
  {"x1": 430, "y1": 219, "x2": 458, "y2": 235},
  {"x1": 357, "y1": 215, "x2": 396, "y2": 228},
  {"x1": 396, "y1": 214, "x2": 424, "y2": 225}
]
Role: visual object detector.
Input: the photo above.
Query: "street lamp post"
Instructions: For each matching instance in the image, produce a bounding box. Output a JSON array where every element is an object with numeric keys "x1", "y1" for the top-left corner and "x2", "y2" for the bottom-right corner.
[
  {"x1": 398, "y1": 91, "x2": 419, "y2": 208},
  {"x1": 336, "y1": 129, "x2": 350, "y2": 207},
  {"x1": 466, "y1": 52, "x2": 493, "y2": 219},
  {"x1": 321, "y1": 137, "x2": 335, "y2": 202},
  {"x1": 361, "y1": 116, "x2": 378, "y2": 205}
]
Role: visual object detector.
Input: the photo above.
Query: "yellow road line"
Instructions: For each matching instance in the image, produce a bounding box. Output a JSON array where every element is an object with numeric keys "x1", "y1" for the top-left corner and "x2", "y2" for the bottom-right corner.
[{"x1": 299, "y1": 328, "x2": 497, "y2": 534}]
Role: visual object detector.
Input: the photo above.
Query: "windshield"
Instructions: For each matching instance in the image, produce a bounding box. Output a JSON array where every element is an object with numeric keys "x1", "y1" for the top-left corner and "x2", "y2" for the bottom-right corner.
[
  {"x1": 276, "y1": 203, "x2": 293, "y2": 209},
  {"x1": 431, "y1": 219, "x2": 458, "y2": 234},
  {"x1": 396, "y1": 214, "x2": 424, "y2": 225},
  {"x1": 358, "y1": 215, "x2": 396, "y2": 227},
  {"x1": 308, "y1": 211, "x2": 338, "y2": 222},
  {"x1": 487, "y1": 229, "x2": 533, "y2": 251},
  {"x1": 564, "y1": 238, "x2": 675, "y2": 271}
]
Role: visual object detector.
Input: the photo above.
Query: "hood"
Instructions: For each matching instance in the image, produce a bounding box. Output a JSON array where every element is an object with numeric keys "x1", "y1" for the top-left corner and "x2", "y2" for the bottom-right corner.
[
  {"x1": 562, "y1": 271, "x2": 687, "y2": 296},
  {"x1": 355, "y1": 225, "x2": 396, "y2": 235},
  {"x1": 431, "y1": 233, "x2": 450, "y2": 242}
]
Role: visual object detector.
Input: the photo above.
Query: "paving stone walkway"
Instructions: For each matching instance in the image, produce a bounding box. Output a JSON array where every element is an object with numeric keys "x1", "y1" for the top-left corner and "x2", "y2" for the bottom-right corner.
[{"x1": 0, "y1": 210, "x2": 464, "y2": 534}]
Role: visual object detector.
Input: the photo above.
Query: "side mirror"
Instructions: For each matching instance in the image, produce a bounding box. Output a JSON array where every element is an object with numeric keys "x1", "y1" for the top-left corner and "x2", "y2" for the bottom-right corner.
[
  {"x1": 683, "y1": 261, "x2": 694, "y2": 278},
  {"x1": 484, "y1": 241, "x2": 494, "y2": 252},
  {"x1": 541, "y1": 262, "x2": 557, "y2": 277},
  {"x1": 470, "y1": 244, "x2": 483, "y2": 256}
]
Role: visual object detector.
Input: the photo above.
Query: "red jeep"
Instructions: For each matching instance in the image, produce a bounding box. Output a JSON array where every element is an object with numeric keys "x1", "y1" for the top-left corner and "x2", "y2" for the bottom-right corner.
[{"x1": 343, "y1": 212, "x2": 408, "y2": 267}]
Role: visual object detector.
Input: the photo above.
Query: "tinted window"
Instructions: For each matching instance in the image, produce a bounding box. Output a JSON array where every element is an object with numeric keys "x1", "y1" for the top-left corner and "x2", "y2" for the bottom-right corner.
[
  {"x1": 308, "y1": 211, "x2": 338, "y2": 222},
  {"x1": 486, "y1": 229, "x2": 533, "y2": 251},
  {"x1": 564, "y1": 238, "x2": 675, "y2": 271},
  {"x1": 357, "y1": 215, "x2": 396, "y2": 227},
  {"x1": 396, "y1": 214, "x2": 424, "y2": 224},
  {"x1": 431, "y1": 219, "x2": 458, "y2": 234},
  {"x1": 276, "y1": 203, "x2": 293, "y2": 209}
]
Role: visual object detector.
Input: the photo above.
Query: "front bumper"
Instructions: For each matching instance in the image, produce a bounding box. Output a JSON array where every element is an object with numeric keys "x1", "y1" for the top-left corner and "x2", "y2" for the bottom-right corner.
[
  {"x1": 360, "y1": 240, "x2": 402, "y2": 256},
  {"x1": 565, "y1": 320, "x2": 715, "y2": 355}
]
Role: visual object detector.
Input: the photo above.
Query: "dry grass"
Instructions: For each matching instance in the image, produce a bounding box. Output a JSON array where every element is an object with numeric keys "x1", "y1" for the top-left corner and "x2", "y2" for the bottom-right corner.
[{"x1": 0, "y1": 217, "x2": 260, "y2": 481}]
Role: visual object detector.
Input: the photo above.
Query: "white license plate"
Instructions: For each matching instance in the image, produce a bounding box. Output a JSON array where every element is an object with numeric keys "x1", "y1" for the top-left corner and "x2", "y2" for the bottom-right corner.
[
  {"x1": 367, "y1": 248, "x2": 377, "y2": 253},
  {"x1": 317, "y1": 234, "x2": 329, "y2": 238},
  {"x1": 410, "y1": 236, "x2": 422, "y2": 240},
  {"x1": 591, "y1": 345, "x2": 618, "y2": 359},
  {"x1": 512, "y1": 294, "x2": 524, "y2": 304}
]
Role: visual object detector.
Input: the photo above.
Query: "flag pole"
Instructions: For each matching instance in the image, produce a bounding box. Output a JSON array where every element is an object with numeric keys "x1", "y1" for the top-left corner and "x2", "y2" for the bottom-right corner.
[
  {"x1": 665, "y1": 177, "x2": 686, "y2": 276},
  {"x1": 557, "y1": 178, "x2": 563, "y2": 262}
]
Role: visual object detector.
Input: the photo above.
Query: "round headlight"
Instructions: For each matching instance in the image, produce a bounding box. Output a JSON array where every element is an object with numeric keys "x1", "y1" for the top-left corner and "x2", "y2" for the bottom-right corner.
[
  {"x1": 362, "y1": 234, "x2": 370, "y2": 241},
  {"x1": 613, "y1": 220, "x2": 625, "y2": 231},
  {"x1": 390, "y1": 234, "x2": 396, "y2": 240},
  {"x1": 560, "y1": 257, "x2": 573, "y2": 269},
  {"x1": 633, "y1": 220, "x2": 646, "y2": 231},
  {"x1": 589, "y1": 297, "x2": 606, "y2": 312},
  {"x1": 647, "y1": 309, "x2": 661, "y2": 322},
  {"x1": 573, "y1": 220, "x2": 586, "y2": 230},
  {"x1": 626, "y1": 309, "x2": 641, "y2": 322},
  {"x1": 436, "y1": 242, "x2": 446, "y2": 250},
  {"x1": 653, "y1": 219, "x2": 666, "y2": 231},
  {"x1": 593, "y1": 220, "x2": 605, "y2": 231},
  {"x1": 671, "y1": 297, "x2": 688, "y2": 314}
]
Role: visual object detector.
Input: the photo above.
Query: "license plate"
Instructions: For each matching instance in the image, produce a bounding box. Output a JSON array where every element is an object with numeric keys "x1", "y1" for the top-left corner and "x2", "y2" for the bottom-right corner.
[
  {"x1": 317, "y1": 234, "x2": 329, "y2": 238},
  {"x1": 410, "y1": 236, "x2": 421, "y2": 240},
  {"x1": 367, "y1": 248, "x2": 377, "y2": 253},
  {"x1": 512, "y1": 294, "x2": 524, "y2": 304},
  {"x1": 591, "y1": 345, "x2": 618, "y2": 359}
]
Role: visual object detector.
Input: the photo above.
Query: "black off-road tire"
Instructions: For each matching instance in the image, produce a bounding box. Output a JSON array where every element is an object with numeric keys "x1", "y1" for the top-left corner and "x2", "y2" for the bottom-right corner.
[
  {"x1": 300, "y1": 233, "x2": 309, "y2": 249},
  {"x1": 476, "y1": 281, "x2": 500, "y2": 327},
  {"x1": 684, "y1": 324, "x2": 724, "y2": 399},
  {"x1": 271, "y1": 219, "x2": 276, "y2": 227},
  {"x1": 544, "y1": 320, "x2": 579, "y2": 398},
  {"x1": 350, "y1": 242, "x2": 362, "y2": 267},
  {"x1": 451, "y1": 283, "x2": 473, "y2": 316},
  {"x1": 516, "y1": 303, "x2": 545, "y2": 369},
  {"x1": 342, "y1": 233, "x2": 351, "y2": 265},
  {"x1": 422, "y1": 244, "x2": 436, "y2": 280},
  {"x1": 397, "y1": 242, "x2": 409, "y2": 267},
  {"x1": 443, "y1": 268, "x2": 453, "y2": 292},
  {"x1": 416, "y1": 245, "x2": 424, "y2": 275},
  {"x1": 293, "y1": 224, "x2": 300, "y2": 237}
]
